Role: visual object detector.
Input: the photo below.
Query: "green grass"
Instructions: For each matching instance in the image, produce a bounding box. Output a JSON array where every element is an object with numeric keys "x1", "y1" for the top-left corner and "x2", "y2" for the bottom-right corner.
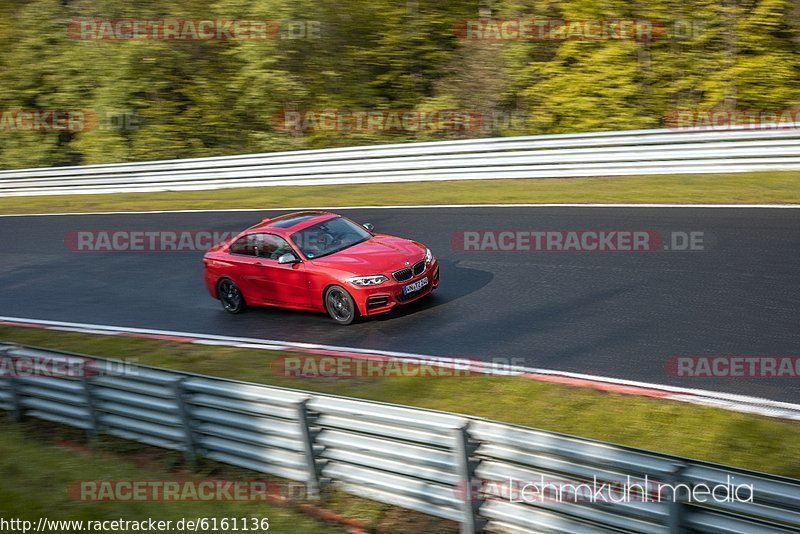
[
  {"x1": 2, "y1": 171, "x2": 799, "y2": 215},
  {"x1": 1, "y1": 325, "x2": 798, "y2": 479},
  {"x1": 0, "y1": 421, "x2": 337, "y2": 533}
]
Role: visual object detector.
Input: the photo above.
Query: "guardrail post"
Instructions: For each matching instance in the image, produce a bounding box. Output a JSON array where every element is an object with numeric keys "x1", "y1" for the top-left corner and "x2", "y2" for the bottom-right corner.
[
  {"x1": 82, "y1": 371, "x2": 99, "y2": 441},
  {"x1": 173, "y1": 378, "x2": 198, "y2": 464},
  {"x1": 1, "y1": 347, "x2": 23, "y2": 422},
  {"x1": 667, "y1": 463, "x2": 688, "y2": 533},
  {"x1": 295, "y1": 399, "x2": 320, "y2": 500},
  {"x1": 454, "y1": 423, "x2": 482, "y2": 534}
]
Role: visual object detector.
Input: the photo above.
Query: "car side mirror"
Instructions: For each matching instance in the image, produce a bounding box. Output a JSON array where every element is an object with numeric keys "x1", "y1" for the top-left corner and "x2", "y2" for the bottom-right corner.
[
  {"x1": 363, "y1": 223, "x2": 375, "y2": 232},
  {"x1": 277, "y1": 252, "x2": 300, "y2": 264}
]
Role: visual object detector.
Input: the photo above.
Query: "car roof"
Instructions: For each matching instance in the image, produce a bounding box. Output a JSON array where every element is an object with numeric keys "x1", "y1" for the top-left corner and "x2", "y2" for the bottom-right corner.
[{"x1": 248, "y1": 211, "x2": 338, "y2": 236}]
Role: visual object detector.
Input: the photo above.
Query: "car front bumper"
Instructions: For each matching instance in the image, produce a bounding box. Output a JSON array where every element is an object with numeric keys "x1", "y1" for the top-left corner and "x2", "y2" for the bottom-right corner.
[{"x1": 350, "y1": 260, "x2": 439, "y2": 316}]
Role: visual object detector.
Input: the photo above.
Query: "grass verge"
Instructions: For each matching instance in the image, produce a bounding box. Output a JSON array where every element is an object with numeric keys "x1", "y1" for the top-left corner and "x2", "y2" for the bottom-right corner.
[
  {"x1": 1, "y1": 324, "x2": 798, "y2": 479},
  {"x1": 1, "y1": 171, "x2": 799, "y2": 215},
  {"x1": 1, "y1": 417, "x2": 455, "y2": 533},
  {"x1": 0, "y1": 420, "x2": 337, "y2": 533}
]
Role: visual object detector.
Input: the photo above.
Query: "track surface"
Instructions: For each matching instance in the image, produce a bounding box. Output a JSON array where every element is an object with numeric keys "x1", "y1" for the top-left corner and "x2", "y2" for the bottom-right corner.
[{"x1": 1, "y1": 207, "x2": 798, "y2": 402}]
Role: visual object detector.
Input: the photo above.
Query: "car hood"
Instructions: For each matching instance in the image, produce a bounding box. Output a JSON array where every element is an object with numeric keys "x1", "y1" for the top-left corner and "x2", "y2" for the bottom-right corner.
[{"x1": 309, "y1": 234, "x2": 426, "y2": 275}]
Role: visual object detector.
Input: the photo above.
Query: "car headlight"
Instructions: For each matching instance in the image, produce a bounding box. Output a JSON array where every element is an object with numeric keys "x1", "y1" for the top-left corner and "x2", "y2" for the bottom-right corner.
[
  {"x1": 347, "y1": 275, "x2": 388, "y2": 286},
  {"x1": 425, "y1": 247, "x2": 434, "y2": 265}
]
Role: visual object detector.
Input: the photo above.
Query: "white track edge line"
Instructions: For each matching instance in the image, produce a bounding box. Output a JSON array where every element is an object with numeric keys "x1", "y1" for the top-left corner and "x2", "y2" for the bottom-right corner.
[{"x1": 1, "y1": 203, "x2": 800, "y2": 217}]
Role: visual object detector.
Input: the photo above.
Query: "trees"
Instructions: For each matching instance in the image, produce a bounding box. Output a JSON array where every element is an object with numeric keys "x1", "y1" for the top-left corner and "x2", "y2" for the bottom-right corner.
[{"x1": 0, "y1": 0, "x2": 797, "y2": 168}]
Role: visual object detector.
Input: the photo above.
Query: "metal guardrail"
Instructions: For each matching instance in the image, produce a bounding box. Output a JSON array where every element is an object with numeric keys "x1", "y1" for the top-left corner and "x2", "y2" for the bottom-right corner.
[
  {"x1": 2, "y1": 125, "x2": 800, "y2": 196},
  {"x1": 1, "y1": 343, "x2": 799, "y2": 533}
]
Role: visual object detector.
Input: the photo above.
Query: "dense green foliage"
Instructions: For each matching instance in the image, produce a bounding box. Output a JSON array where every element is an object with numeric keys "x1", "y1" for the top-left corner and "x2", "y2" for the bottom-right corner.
[{"x1": 0, "y1": 0, "x2": 798, "y2": 169}]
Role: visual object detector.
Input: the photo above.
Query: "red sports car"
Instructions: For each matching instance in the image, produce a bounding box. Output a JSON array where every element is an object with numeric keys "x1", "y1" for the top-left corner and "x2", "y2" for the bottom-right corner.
[{"x1": 203, "y1": 211, "x2": 439, "y2": 324}]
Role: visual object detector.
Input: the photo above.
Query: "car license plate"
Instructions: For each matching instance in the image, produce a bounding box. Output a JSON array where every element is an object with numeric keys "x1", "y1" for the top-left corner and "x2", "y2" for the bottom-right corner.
[{"x1": 403, "y1": 276, "x2": 428, "y2": 295}]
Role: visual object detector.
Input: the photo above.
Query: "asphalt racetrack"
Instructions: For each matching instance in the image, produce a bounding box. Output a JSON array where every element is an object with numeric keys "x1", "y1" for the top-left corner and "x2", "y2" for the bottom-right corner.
[{"x1": 1, "y1": 206, "x2": 798, "y2": 402}]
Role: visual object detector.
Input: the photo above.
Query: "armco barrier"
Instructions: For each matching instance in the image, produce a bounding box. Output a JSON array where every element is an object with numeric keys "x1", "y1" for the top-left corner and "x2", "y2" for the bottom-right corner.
[
  {"x1": 1, "y1": 342, "x2": 799, "y2": 533},
  {"x1": 2, "y1": 125, "x2": 800, "y2": 196}
]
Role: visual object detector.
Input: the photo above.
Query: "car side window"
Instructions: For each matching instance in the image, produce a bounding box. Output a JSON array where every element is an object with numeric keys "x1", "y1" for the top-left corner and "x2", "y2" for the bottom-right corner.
[
  {"x1": 257, "y1": 234, "x2": 295, "y2": 260},
  {"x1": 229, "y1": 235, "x2": 257, "y2": 256},
  {"x1": 230, "y1": 233, "x2": 294, "y2": 260}
]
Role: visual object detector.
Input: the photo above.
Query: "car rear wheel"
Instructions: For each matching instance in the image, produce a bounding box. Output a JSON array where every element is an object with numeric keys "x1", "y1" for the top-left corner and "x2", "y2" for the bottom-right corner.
[
  {"x1": 218, "y1": 279, "x2": 245, "y2": 314},
  {"x1": 325, "y1": 285, "x2": 357, "y2": 325}
]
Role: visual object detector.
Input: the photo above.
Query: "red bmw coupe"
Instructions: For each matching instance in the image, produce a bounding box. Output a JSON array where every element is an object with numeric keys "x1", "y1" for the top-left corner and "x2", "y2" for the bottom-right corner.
[{"x1": 203, "y1": 211, "x2": 439, "y2": 324}]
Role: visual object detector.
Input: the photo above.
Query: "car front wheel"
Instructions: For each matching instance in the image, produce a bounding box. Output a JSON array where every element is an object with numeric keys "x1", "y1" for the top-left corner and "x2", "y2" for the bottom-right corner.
[
  {"x1": 325, "y1": 285, "x2": 357, "y2": 325},
  {"x1": 218, "y1": 278, "x2": 246, "y2": 314}
]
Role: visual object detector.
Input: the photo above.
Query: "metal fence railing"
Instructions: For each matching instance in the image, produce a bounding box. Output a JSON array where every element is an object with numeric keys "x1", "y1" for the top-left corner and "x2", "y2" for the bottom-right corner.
[
  {"x1": 2, "y1": 125, "x2": 800, "y2": 196},
  {"x1": 1, "y1": 342, "x2": 799, "y2": 533}
]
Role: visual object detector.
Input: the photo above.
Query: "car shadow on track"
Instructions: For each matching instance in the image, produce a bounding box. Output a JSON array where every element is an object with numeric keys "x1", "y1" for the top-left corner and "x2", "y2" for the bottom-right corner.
[{"x1": 372, "y1": 259, "x2": 493, "y2": 321}]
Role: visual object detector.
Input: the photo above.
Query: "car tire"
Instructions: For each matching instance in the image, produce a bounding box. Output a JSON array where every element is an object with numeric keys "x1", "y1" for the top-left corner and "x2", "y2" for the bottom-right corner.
[
  {"x1": 324, "y1": 285, "x2": 357, "y2": 325},
  {"x1": 217, "y1": 278, "x2": 246, "y2": 314}
]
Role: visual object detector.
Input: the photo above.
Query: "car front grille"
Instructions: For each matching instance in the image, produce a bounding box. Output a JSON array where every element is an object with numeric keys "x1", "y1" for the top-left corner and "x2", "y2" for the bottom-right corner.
[
  {"x1": 392, "y1": 260, "x2": 425, "y2": 282},
  {"x1": 393, "y1": 267, "x2": 412, "y2": 282}
]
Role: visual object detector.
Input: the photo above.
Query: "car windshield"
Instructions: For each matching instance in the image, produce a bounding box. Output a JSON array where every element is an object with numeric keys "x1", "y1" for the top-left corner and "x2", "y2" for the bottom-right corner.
[{"x1": 291, "y1": 217, "x2": 371, "y2": 259}]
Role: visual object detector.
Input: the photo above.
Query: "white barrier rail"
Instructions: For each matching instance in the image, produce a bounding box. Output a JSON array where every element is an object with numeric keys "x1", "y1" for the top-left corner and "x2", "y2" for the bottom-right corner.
[
  {"x1": 1, "y1": 343, "x2": 799, "y2": 533},
  {"x1": 1, "y1": 125, "x2": 799, "y2": 196}
]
